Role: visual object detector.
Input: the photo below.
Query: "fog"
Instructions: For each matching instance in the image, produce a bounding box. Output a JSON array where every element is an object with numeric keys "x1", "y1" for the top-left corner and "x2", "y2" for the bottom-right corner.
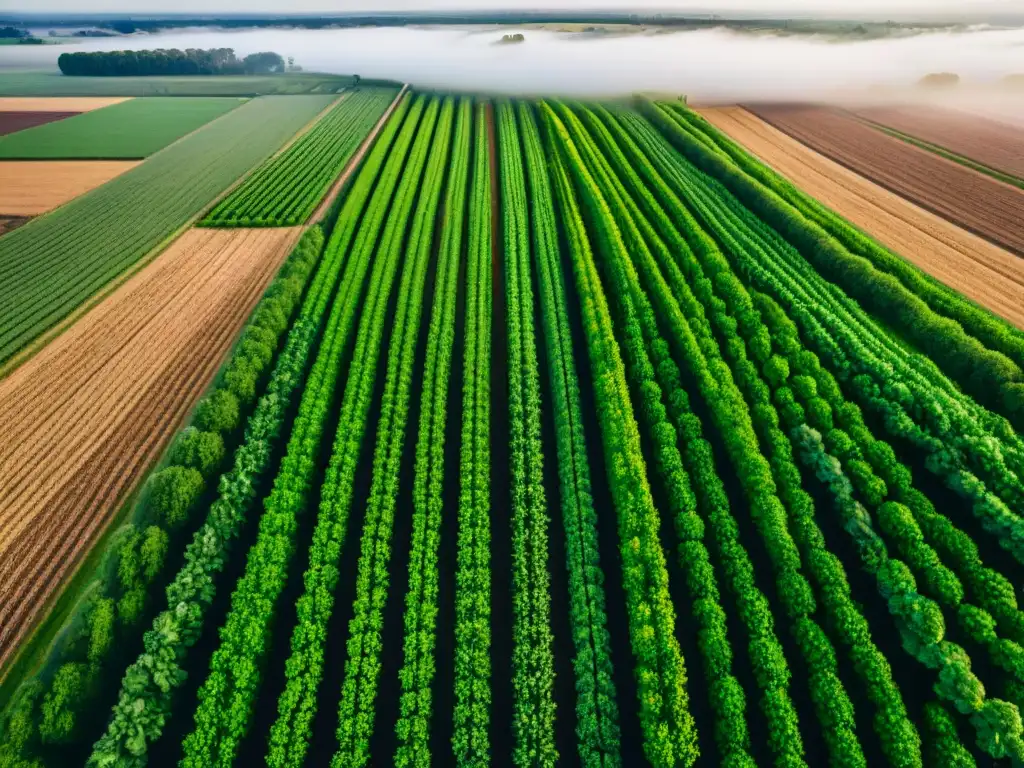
[{"x1": 3, "y1": 25, "x2": 1024, "y2": 112}]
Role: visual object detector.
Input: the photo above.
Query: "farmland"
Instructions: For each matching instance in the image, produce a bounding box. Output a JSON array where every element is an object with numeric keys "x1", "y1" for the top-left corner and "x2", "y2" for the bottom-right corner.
[
  {"x1": 0, "y1": 76, "x2": 1024, "y2": 768},
  {"x1": 747, "y1": 105, "x2": 1024, "y2": 255},
  {"x1": 0, "y1": 94, "x2": 333, "y2": 368},
  {"x1": 203, "y1": 87, "x2": 401, "y2": 226},
  {"x1": 0, "y1": 160, "x2": 139, "y2": 216},
  {"x1": 0, "y1": 97, "x2": 246, "y2": 159}
]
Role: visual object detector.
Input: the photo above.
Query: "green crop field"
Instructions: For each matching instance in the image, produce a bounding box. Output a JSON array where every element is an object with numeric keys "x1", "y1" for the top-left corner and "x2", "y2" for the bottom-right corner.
[
  {"x1": 0, "y1": 71, "x2": 364, "y2": 96},
  {"x1": 5, "y1": 89, "x2": 1024, "y2": 768},
  {"x1": 0, "y1": 94, "x2": 333, "y2": 367},
  {"x1": 202, "y1": 86, "x2": 400, "y2": 227},
  {"x1": 0, "y1": 97, "x2": 247, "y2": 158}
]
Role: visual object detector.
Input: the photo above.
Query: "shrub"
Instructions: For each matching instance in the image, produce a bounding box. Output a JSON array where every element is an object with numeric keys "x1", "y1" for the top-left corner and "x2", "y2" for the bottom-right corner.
[
  {"x1": 148, "y1": 466, "x2": 204, "y2": 528},
  {"x1": 193, "y1": 390, "x2": 239, "y2": 434},
  {"x1": 170, "y1": 427, "x2": 226, "y2": 476}
]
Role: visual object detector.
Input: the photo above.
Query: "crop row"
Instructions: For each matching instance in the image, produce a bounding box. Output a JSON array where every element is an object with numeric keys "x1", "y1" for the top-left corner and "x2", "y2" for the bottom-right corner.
[
  {"x1": 10, "y1": 89, "x2": 1024, "y2": 768},
  {"x1": 330, "y1": 95, "x2": 450, "y2": 768},
  {"x1": 395, "y1": 96, "x2": 472, "y2": 768},
  {"x1": 496, "y1": 101, "x2": 558, "y2": 767},
  {"x1": 638, "y1": 101, "x2": 1024, "y2": 761},
  {"x1": 176, "y1": 93, "x2": 429, "y2": 768},
  {"x1": 202, "y1": 87, "x2": 399, "y2": 227},
  {"x1": 517, "y1": 102, "x2": 622, "y2": 768},
  {"x1": 451, "y1": 102, "x2": 494, "y2": 768}
]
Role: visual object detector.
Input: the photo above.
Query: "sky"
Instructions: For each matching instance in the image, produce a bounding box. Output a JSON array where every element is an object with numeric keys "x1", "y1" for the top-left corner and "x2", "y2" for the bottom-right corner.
[{"x1": 3, "y1": 0, "x2": 1023, "y2": 19}]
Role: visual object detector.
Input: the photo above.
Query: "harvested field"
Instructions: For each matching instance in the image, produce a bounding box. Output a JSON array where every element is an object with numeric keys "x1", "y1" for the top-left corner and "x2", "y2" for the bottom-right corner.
[
  {"x1": 0, "y1": 111, "x2": 78, "y2": 137},
  {"x1": 0, "y1": 160, "x2": 139, "y2": 216},
  {"x1": 854, "y1": 104, "x2": 1024, "y2": 180},
  {"x1": 698, "y1": 106, "x2": 1024, "y2": 329},
  {"x1": 0, "y1": 226, "x2": 300, "y2": 672},
  {"x1": 0, "y1": 97, "x2": 130, "y2": 112},
  {"x1": 748, "y1": 104, "x2": 1024, "y2": 255}
]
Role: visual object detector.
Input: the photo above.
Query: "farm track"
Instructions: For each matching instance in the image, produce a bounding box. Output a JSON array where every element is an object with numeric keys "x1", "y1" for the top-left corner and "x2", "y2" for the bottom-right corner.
[
  {"x1": 747, "y1": 104, "x2": 1024, "y2": 256},
  {"x1": 0, "y1": 97, "x2": 130, "y2": 112},
  {"x1": 0, "y1": 160, "x2": 140, "y2": 216},
  {"x1": 0, "y1": 227, "x2": 299, "y2": 671},
  {"x1": 853, "y1": 104, "x2": 1024, "y2": 180},
  {"x1": 697, "y1": 106, "x2": 1024, "y2": 329},
  {"x1": 0, "y1": 112, "x2": 78, "y2": 137}
]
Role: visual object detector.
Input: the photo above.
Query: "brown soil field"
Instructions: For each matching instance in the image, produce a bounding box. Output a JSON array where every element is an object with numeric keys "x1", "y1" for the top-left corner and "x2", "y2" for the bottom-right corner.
[
  {"x1": 0, "y1": 226, "x2": 301, "y2": 671},
  {"x1": 854, "y1": 104, "x2": 1024, "y2": 179},
  {"x1": 0, "y1": 111, "x2": 79, "y2": 137},
  {"x1": 0, "y1": 97, "x2": 131, "y2": 112},
  {"x1": 0, "y1": 160, "x2": 140, "y2": 216},
  {"x1": 697, "y1": 106, "x2": 1024, "y2": 330},
  {"x1": 747, "y1": 104, "x2": 1024, "y2": 255}
]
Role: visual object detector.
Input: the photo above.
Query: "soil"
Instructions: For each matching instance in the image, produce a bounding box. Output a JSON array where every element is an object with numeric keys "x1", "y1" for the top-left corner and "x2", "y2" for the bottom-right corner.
[
  {"x1": 0, "y1": 216, "x2": 30, "y2": 236},
  {"x1": 745, "y1": 104, "x2": 1024, "y2": 256},
  {"x1": 0, "y1": 226, "x2": 301, "y2": 672},
  {"x1": 697, "y1": 107, "x2": 1024, "y2": 330},
  {"x1": 0, "y1": 160, "x2": 140, "y2": 216},
  {"x1": 854, "y1": 104, "x2": 1024, "y2": 179},
  {"x1": 0, "y1": 111, "x2": 79, "y2": 137},
  {"x1": 0, "y1": 97, "x2": 131, "y2": 112}
]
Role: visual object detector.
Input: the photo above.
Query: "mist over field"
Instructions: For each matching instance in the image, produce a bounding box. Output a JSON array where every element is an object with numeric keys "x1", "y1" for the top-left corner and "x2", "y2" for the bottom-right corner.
[{"x1": 3, "y1": 24, "x2": 1024, "y2": 112}]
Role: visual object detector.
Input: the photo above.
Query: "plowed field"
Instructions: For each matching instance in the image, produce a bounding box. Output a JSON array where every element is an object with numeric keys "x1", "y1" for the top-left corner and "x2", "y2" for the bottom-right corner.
[
  {"x1": 0, "y1": 112, "x2": 78, "y2": 137},
  {"x1": 0, "y1": 226, "x2": 300, "y2": 670},
  {"x1": 748, "y1": 104, "x2": 1024, "y2": 255},
  {"x1": 698, "y1": 106, "x2": 1024, "y2": 329},
  {"x1": 0, "y1": 97, "x2": 130, "y2": 112},
  {"x1": 854, "y1": 104, "x2": 1024, "y2": 180},
  {"x1": 0, "y1": 160, "x2": 139, "y2": 216}
]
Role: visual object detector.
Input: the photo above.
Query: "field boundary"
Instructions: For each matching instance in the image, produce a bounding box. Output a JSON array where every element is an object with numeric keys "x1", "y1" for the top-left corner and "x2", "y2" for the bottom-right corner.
[
  {"x1": 310, "y1": 85, "x2": 409, "y2": 225},
  {"x1": 858, "y1": 117, "x2": 1024, "y2": 192},
  {"x1": 746, "y1": 104, "x2": 1024, "y2": 259},
  {"x1": 0, "y1": 229, "x2": 300, "y2": 695},
  {"x1": 0, "y1": 88, "x2": 373, "y2": 693}
]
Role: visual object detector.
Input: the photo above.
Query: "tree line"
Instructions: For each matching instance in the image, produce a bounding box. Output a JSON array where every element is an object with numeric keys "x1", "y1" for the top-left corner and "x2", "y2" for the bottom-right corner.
[{"x1": 57, "y1": 48, "x2": 287, "y2": 77}]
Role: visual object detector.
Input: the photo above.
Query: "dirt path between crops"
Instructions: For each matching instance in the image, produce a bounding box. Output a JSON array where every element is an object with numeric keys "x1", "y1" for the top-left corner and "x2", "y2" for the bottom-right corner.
[
  {"x1": 853, "y1": 105, "x2": 1024, "y2": 180},
  {"x1": 0, "y1": 160, "x2": 140, "y2": 216},
  {"x1": 696, "y1": 107, "x2": 1024, "y2": 330},
  {"x1": 0, "y1": 226, "x2": 300, "y2": 670},
  {"x1": 746, "y1": 104, "x2": 1024, "y2": 256},
  {"x1": 0, "y1": 97, "x2": 130, "y2": 112},
  {"x1": 310, "y1": 86, "x2": 408, "y2": 225}
]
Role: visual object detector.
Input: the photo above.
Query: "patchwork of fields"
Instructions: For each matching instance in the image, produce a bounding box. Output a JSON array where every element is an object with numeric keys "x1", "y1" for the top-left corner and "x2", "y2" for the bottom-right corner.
[
  {"x1": 0, "y1": 94, "x2": 334, "y2": 368},
  {"x1": 0, "y1": 97, "x2": 247, "y2": 159},
  {"x1": 1, "y1": 78, "x2": 1024, "y2": 768}
]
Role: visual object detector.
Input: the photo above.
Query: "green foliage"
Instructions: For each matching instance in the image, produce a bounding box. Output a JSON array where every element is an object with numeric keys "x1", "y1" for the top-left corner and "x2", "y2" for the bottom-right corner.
[
  {"x1": 451, "y1": 103, "x2": 494, "y2": 768},
  {"x1": 178, "y1": 94, "x2": 429, "y2": 768},
  {"x1": 147, "y1": 466, "x2": 204, "y2": 529},
  {"x1": 169, "y1": 427, "x2": 226, "y2": 476},
  {"x1": 86, "y1": 599, "x2": 116, "y2": 668},
  {"x1": 496, "y1": 100, "x2": 558, "y2": 767},
  {"x1": 392, "y1": 99, "x2": 481, "y2": 768},
  {"x1": 193, "y1": 390, "x2": 240, "y2": 434},
  {"x1": 38, "y1": 664, "x2": 86, "y2": 744},
  {"x1": 203, "y1": 87, "x2": 400, "y2": 227}
]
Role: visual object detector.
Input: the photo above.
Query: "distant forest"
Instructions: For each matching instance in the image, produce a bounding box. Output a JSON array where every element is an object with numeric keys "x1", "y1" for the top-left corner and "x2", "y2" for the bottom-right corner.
[{"x1": 57, "y1": 48, "x2": 287, "y2": 77}]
